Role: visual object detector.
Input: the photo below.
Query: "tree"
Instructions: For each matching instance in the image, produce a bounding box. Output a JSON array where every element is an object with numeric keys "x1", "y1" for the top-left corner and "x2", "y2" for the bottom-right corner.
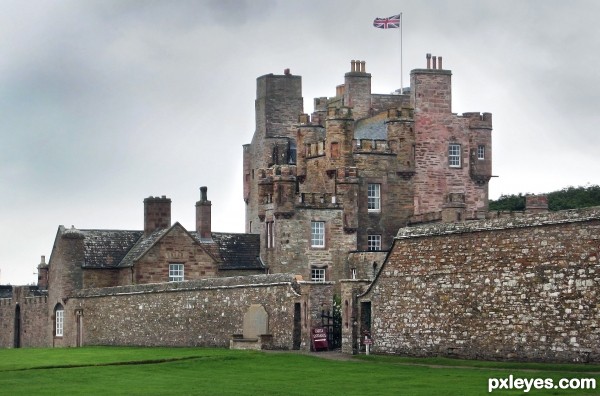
[{"x1": 489, "y1": 185, "x2": 600, "y2": 212}]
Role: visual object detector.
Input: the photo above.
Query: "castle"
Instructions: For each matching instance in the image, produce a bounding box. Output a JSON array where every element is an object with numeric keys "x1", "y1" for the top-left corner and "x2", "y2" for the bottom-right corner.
[
  {"x1": 1, "y1": 55, "x2": 599, "y2": 362},
  {"x1": 244, "y1": 55, "x2": 492, "y2": 283}
]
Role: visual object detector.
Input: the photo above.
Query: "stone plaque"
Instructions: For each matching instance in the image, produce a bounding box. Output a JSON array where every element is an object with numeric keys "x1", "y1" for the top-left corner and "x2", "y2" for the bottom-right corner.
[{"x1": 243, "y1": 304, "x2": 268, "y2": 339}]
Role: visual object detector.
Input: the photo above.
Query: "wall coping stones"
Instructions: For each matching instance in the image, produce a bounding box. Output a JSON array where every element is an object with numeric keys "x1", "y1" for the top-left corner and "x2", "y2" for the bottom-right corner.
[
  {"x1": 396, "y1": 206, "x2": 600, "y2": 240},
  {"x1": 71, "y1": 274, "x2": 301, "y2": 299}
]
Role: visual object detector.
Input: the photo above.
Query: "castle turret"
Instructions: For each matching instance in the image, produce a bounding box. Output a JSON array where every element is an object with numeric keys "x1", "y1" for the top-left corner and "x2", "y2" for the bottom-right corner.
[
  {"x1": 343, "y1": 60, "x2": 372, "y2": 119},
  {"x1": 325, "y1": 106, "x2": 354, "y2": 168},
  {"x1": 255, "y1": 70, "x2": 303, "y2": 140}
]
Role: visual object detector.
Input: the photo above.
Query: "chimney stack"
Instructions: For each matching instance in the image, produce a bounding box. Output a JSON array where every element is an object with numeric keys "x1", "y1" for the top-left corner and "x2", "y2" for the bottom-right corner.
[
  {"x1": 525, "y1": 194, "x2": 549, "y2": 214},
  {"x1": 196, "y1": 186, "x2": 212, "y2": 239},
  {"x1": 37, "y1": 255, "x2": 49, "y2": 290},
  {"x1": 144, "y1": 196, "x2": 171, "y2": 235}
]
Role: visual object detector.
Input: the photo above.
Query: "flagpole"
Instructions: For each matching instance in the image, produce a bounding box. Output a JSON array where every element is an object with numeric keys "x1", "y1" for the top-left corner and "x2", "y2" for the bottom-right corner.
[{"x1": 400, "y1": 12, "x2": 403, "y2": 94}]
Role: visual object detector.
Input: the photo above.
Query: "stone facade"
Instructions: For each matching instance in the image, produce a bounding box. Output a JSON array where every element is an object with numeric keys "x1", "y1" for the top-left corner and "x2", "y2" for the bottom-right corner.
[
  {"x1": 244, "y1": 55, "x2": 492, "y2": 283},
  {"x1": 348, "y1": 207, "x2": 600, "y2": 362}
]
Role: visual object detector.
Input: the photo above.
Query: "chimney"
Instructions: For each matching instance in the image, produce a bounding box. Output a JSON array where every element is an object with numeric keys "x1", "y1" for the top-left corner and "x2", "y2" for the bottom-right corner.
[
  {"x1": 196, "y1": 186, "x2": 212, "y2": 239},
  {"x1": 525, "y1": 194, "x2": 549, "y2": 214},
  {"x1": 144, "y1": 195, "x2": 171, "y2": 235},
  {"x1": 37, "y1": 255, "x2": 49, "y2": 290}
]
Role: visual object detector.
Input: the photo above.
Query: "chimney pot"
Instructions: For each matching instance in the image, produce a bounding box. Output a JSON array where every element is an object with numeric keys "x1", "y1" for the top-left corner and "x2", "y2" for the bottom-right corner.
[
  {"x1": 426, "y1": 53, "x2": 431, "y2": 69},
  {"x1": 438, "y1": 56, "x2": 443, "y2": 69}
]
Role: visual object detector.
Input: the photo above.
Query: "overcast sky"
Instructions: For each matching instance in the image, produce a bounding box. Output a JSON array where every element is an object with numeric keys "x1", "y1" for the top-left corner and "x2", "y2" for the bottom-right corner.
[{"x1": 1, "y1": 0, "x2": 598, "y2": 285}]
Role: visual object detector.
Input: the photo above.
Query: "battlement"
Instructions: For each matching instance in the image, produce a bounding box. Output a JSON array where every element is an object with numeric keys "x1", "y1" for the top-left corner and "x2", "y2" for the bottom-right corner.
[
  {"x1": 305, "y1": 140, "x2": 326, "y2": 159},
  {"x1": 353, "y1": 139, "x2": 393, "y2": 154},
  {"x1": 327, "y1": 106, "x2": 353, "y2": 120},
  {"x1": 257, "y1": 165, "x2": 298, "y2": 181},
  {"x1": 461, "y1": 112, "x2": 492, "y2": 129},
  {"x1": 386, "y1": 107, "x2": 415, "y2": 121},
  {"x1": 24, "y1": 295, "x2": 47, "y2": 305},
  {"x1": 296, "y1": 192, "x2": 341, "y2": 209}
]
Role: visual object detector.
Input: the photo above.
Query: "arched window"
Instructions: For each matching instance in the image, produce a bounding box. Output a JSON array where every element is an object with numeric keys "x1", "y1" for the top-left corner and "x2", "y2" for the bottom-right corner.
[{"x1": 54, "y1": 303, "x2": 64, "y2": 337}]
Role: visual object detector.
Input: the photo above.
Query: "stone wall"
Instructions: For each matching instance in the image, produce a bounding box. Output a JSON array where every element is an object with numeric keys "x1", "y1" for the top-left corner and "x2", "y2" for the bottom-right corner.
[
  {"x1": 357, "y1": 207, "x2": 600, "y2": 362},
  {"x1": 0, "y1": 287, "x2": 49, "y2": 348},
  {"x1": 68, "y1": 274, "x2": 328, "y2": 350}
]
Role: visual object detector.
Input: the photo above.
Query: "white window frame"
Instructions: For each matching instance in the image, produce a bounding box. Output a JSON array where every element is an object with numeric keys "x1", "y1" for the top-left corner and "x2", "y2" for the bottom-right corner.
[
  {"x1": 169, "y1": 263, "x2": 184, "y2": 282},
  {"x1": 367, "y1": 235, "x2": 382, "y2": 251},
  {"x1": 367, "y1": 184, "x2": 381, "y2": 212},
  {"x1": 55, "y1": 308, "x2": 64, "y2": 337},
  {"x1": 477, "y1": 145, "x2": 485, "y2": 160},
  {"x1": 311, "y1": 221, "x2": 325, "y2": 248},
  {"x1": 311, "y1": 267, "x2": 326, "y2": 282},
  {"x1": 449, "y1": 143, "x2": 461, "y2": 167}
]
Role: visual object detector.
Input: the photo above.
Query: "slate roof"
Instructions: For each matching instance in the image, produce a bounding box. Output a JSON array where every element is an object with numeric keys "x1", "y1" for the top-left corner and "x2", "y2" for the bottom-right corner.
[
  {"x1": 117, "y1": 228, "x2": 169, "y2": 268},
  {"x1": 74, "y1": 226, "x2": 263, "y2": 271},
  {"x1": 0, "y1": 285, "x2": 13, "y2": 298},
  {"x1": 80, "y1": 229, "x2": 143, "y2": 268},
  {"x1": 206, "y1": 232, "x2": 264, "y2": 270},
  {"x1": 354, "y1": 117, "x2": 387, "y2": 140}
]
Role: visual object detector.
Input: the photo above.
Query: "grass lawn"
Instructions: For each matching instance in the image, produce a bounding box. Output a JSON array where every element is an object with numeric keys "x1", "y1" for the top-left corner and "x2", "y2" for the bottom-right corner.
[{"x1": 0, "y1": 347, "x2": 599, "y2": 395}]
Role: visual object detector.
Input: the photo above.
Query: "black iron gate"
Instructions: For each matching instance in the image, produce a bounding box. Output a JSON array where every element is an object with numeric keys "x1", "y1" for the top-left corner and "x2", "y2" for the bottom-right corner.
[{"x1": 321, "y1": 308, "x2": 342, "y2": 350}]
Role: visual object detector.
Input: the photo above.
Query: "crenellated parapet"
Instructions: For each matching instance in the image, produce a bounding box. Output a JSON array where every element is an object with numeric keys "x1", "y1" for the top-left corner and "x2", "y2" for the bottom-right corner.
[
  {"x1": 24, "y1": 295, "x2": 48, "y2": 305},
  {"x1": 352, "y1": 139, "x2": 393, "y2": 154},
  {"x1": 462, "y1": 112, "x2": 492, "y2": 130},
  {"x1": 296, "y1": 192, "x2": 341, "y2": 209},
  {"x1": 385, "y1": 107, "x2": 414, "y2": 122},
  {"x1": 326, "y1": 106, "x2": 353, "y2": 121},
  {"x1": 335, "y1": 166, "x2": 359, "y2": 184},
  {"x1": 305, "y1": 140, "x2": 327, "y2": 159}
]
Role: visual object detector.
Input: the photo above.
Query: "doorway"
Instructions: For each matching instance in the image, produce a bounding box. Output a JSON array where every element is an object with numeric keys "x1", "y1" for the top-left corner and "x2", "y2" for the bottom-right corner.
[
  {"x1": 293, "y1": 303, "x2": 301, "y2": 350},
  {"x1": 14, "y1": 304, "x2": 21, "y2": 348}
]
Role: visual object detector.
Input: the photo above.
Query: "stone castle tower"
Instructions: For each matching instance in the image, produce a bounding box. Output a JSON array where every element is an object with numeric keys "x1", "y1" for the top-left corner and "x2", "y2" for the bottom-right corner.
[{"x1": 243, "y1": 55, "x2": 492, "y2": 282}]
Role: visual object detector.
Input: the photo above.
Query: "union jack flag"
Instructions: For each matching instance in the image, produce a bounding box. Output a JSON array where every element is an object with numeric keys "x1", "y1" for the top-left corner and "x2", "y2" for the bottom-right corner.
[{"x1": 373, "y1": 14, "x2": 401, "y2": 29}]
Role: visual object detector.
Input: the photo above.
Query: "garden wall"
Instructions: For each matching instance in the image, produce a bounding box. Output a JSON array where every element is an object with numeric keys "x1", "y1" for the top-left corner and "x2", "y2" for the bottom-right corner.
[
  {"x1": 69, "y1": 274, "x2": 329, "y2": 350},
  {"x1": 358, "y1": 207, "x2": 600, "y2": 362}
]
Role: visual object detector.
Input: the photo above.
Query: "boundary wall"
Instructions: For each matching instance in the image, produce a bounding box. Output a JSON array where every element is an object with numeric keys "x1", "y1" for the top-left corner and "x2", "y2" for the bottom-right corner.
[{"x1": 353, "y1": 207, "x2": 600, "y2": 362}]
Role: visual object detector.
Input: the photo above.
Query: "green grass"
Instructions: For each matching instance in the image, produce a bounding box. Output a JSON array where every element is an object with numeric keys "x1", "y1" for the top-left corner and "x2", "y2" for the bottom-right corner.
[{"x1": 0, "y1": 347, "x2": 599, "y2": 395}]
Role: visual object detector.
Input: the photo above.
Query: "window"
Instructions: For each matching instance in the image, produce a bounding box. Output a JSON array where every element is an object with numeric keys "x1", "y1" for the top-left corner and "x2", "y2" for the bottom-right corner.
[
  {"x1": 311, "y1": 221, "x2": 325, "y2": 248},
  {"x1": 169, "y1": 264, "x2": 184, "y2": 282},
  {"x1": 330, "y1": 142, "x2": 340, "y2": 159},
  {"x1": 55, "y1": 304, "x2": 64, "y2": 337},
  {"x1": 477, "y1": 145, "x2": 485, "y2": 160},
  {"x1": 449, "y1": 143, "x2": 461, "y2": 167},
  {"x1": 367, "y1": 184, "x2": 381, "y2": 212},
  {"x1": 367, "y1": 235, "x2": 382, "y2": 251},
  {"x1": 311, "y1": 267, "x2": 326, "y2": 282},
  {"x1": 266, "y1": 221, "x2": 274, "y2": 249}
]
